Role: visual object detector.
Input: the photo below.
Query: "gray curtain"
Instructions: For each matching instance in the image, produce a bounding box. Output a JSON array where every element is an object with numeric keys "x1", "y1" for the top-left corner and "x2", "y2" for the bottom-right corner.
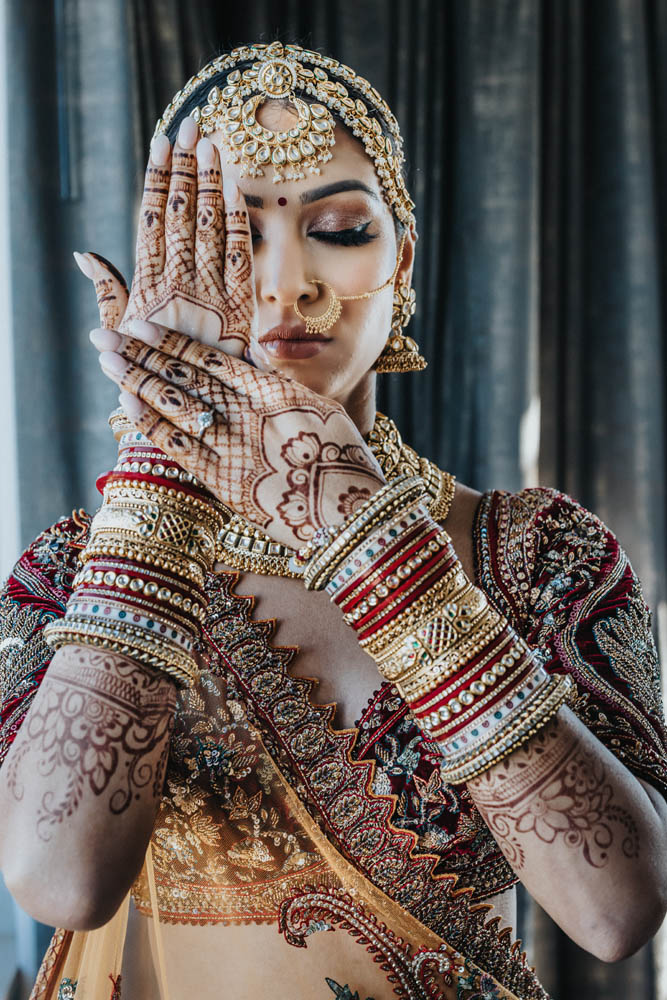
[{"x1": 5, "y1": 1, "x2": 666, "y2": 997}]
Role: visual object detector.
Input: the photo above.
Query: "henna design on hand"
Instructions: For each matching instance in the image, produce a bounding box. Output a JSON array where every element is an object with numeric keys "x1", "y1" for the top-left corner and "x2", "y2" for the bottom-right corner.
[
  {"x1": 469, "y1": 720, "x2": 640, "y2": 869},
  {"x1": 105, "y1": 326, "x2": 385, "y2": 547},
  {"x1": 87, "y1": 136, "x2": 256, "y2": 354},
  {"x1": 6, "y1": 648, "x2": 177, "y2": 841}
]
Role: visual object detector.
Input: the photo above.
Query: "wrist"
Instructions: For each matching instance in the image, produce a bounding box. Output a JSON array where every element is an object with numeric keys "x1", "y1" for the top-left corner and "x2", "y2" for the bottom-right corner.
[
  {"x1": 307, "y1": 494, "x2": 572, "y2": 783},
  {"x1": 44, "y1": 411, "x2": 226, "y2": 688}
]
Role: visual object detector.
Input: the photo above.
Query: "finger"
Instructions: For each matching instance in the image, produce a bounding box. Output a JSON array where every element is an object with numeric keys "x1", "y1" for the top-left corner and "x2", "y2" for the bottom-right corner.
[
  {"x1": 100, "y1": 353, "x2": 226, "y2": 440},
  {"x1": 164, "y1": 117, "x2": 199, "y2": 285},
  {"x1": 222, "y1": 180, "x2": 257, "y2": 341},
  {"x1": 104, "y1": 335, "x2": 235, "y2": 411},
  {"x1": 135, "y1": 135, "x2": 171, "y2": 284},
  {"x1": 117, "y1": 390, "x2": 215, "y2": 472},
  {"x1": 127, "y1": 318, "x2": 257, "y2": 392},
  {"x1": 74, "y1": 252, "x2": 129, "y2": 329},
  {"x1": 194, "y1": 138, "x2": 225, "y2": 298}
]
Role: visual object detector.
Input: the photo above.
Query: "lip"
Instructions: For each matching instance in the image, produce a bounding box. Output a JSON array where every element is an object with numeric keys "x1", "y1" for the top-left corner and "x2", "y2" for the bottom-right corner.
[
  {"x1": 257, "y1": 323, "x2": 332, "y2": 361},
  {"x1": 258, "y1": 324, "x2": 330, "y2": 344}
]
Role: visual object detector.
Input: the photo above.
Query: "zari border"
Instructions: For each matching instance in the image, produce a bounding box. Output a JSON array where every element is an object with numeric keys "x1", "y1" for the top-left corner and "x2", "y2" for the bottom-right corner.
[
  {"x1": 473, "y1": 488, "x2": 667, "y2": 796},
  {"x1": 202, "y1": 572, "x2": 547, "y2": 999}
]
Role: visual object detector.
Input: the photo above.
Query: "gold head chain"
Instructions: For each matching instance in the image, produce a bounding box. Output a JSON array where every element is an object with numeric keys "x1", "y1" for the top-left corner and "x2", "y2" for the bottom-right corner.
[{"x1": 154, "y1": 42, "x2": 416, "y2": 335}]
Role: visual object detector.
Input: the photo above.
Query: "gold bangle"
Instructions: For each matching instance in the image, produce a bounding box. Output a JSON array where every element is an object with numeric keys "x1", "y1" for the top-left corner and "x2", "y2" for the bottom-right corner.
[
  {"x1": 358, "y1": 564, "x2": 464, "y2": 652},
  {"x1": 44, "y1": 619, "x2": 199, "y2": 687},
  {"x1": 340, "y1": 522, "x2": 441, "y2": 613},
  {"x1": 303, "y1": 476, "x2": 426, "y2": 589},
  {"x1": 438, "y1": 675, "x2": 572, "y2": 784},
  {"x1": 79, "y1": 540, "x2": 206, "y2": 588},
  {"x1": 387, "y1": 602, "x2": 506, "y2": 689},
  {"x1": 90, "y1": 498, "x2": 219, "y2": 570},
  {"x1": 411, "y1": 630, "x2": 525, "y2": 715}
]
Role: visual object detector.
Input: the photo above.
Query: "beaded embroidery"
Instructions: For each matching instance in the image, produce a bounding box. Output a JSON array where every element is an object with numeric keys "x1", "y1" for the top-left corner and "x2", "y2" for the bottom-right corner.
[{"x1": 4, "y1": 484, "x2": 667, "y2": 1000}]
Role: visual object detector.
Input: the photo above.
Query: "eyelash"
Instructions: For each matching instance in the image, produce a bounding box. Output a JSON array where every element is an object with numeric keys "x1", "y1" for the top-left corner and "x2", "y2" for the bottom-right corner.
[{"x1": 250, "y1": 222, "x2": 377, "y2": 248}]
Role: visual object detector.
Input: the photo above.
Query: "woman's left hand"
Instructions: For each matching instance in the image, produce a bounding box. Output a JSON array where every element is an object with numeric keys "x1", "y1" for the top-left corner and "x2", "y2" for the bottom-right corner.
[{"x1": 91, "y1": 321, "x2": 385, "y2": 550}]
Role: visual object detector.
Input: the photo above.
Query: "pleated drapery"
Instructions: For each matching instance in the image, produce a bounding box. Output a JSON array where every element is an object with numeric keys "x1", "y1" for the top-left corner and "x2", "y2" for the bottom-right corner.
[{"x1": 4, "y1": 2, "x2": 667, "y2": 997}]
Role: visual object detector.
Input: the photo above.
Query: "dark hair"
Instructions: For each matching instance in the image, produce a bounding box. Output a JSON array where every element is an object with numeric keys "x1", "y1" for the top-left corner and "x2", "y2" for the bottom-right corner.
[{"x1": 165, "y1": 61, "x2": 408, "y2": 245}]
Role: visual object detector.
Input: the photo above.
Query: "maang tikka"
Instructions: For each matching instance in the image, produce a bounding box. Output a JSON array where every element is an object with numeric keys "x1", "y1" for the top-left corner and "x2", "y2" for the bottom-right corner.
[{"x1": 155, "y1": 42, "x2": 427, "y2": 373}]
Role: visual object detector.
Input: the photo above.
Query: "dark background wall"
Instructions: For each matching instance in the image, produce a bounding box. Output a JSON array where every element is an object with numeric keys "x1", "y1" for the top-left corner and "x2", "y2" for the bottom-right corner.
[{"x1": 4, "y1": 2, "x2": 667, "y2": 996}]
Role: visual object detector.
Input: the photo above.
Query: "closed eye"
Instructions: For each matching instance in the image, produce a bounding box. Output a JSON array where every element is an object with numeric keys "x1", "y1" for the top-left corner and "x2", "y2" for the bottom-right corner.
[{"x1": 250, "y1": 222, "x2": 378, "y2": 248}]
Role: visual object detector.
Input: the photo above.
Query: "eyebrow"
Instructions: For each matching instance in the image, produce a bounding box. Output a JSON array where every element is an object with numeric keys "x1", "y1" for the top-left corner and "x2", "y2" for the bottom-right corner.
[{"x1": 242, "y1": 179, "x2": 380, "y2": 209}]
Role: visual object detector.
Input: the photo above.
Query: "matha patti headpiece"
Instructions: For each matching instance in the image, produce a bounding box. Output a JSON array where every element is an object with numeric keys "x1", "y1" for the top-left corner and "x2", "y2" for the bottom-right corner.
[{"x1": 154, "y1": 41, "x2": 416, "y2": 229}]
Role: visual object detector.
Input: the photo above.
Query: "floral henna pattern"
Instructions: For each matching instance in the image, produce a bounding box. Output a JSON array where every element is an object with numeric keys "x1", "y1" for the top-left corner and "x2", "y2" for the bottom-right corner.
[
  {"x1": 277, "y1": 431, "x2": 382, "y2": 541},
  {"x1": 469, "y1": 722, "x2": 640, "y2": 869},
  {"x1": 337, "y1": 484, "x2": 373, "y2": 518},
  {"x1": 108, "y1": 327, "x2": 385, "y2": 547},
  {"x1": 6, "y1": 649, "x2": 176, "y2": 840}
]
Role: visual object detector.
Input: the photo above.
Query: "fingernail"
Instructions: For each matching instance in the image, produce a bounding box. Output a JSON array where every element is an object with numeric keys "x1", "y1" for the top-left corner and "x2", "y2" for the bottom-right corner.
[
  {"x1": 99, "y1": 351, "x2": 128, "y2": 375},
  {"x1": 151, "y1": 134, "x2": 171, "y2": 165},
  {"x1": 196, "y1": 138, "x2": 215, "y2": 167},
  {"x1": 128, "y1": 318, "x2": 160, "y2": 344},
  {"x1": 89, "y1": 328, "x2": 121, "y2": 350},
  {"x1": 119, "y1": 390, "x2": 144, "y2": 418},
  {"x1": 223, "y1": 176, "x2": 240, "y2": 204},
  {"x1": 73, "y1": 251, "x2": 94, "y2": 279},
  {"x1": 178, "y1": 116, "x2": 198, "y2": 149}
]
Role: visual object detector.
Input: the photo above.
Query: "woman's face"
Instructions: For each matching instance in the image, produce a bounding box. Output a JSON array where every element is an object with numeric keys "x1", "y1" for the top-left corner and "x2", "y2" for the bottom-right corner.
[{"x1": 209, "y1": 100, "x2": 415, "y2": 406}]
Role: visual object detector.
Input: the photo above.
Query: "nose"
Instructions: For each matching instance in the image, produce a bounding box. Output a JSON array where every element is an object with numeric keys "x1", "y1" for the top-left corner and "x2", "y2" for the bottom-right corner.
[{"x1": 257, "y1": 233, "x2": 320, "y2": 312}]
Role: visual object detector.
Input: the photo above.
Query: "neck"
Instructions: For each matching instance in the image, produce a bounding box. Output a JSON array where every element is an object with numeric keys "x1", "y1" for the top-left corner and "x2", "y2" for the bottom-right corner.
[{"x1": 335, "y1": 372, "x2": 377, "y2": 438}]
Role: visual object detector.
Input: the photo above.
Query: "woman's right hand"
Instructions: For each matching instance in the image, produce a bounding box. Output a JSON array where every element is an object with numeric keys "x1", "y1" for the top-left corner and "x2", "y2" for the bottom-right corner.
[{"x1": 75, "y1": 117, "x2": 257, "y2": 358}]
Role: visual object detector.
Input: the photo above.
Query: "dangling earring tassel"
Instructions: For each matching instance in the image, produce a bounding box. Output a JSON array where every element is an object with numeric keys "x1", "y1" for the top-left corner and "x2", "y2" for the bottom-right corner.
[{"x1": 375, "y1": 284, "x2": 427, "y2": 373}]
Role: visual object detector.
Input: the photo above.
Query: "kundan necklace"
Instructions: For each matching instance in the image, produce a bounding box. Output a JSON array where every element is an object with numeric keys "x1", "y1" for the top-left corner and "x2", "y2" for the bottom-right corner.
[{"x1": 215, "y1": 412, "x2": 456, "y2": 578}]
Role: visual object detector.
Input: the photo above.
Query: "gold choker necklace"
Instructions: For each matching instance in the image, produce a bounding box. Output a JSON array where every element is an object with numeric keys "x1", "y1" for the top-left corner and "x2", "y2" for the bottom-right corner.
[{"x1": 215, "y1": 413, "x2": 456, "y2": 578}]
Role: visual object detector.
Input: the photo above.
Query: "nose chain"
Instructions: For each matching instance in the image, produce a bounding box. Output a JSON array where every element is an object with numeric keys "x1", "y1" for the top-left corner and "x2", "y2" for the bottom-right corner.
[{"x1": 293, "y1": 231, "x2": 407, "y2": 335}]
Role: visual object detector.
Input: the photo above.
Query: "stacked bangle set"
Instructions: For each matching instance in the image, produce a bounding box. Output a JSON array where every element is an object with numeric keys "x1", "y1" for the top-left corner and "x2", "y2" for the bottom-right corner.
[
  {"x1": 296, "y1": 476, "x2": 572, "y2": 784},
  {"x1": 44, "y1": 413, "x2": 226, "y2": 688}
]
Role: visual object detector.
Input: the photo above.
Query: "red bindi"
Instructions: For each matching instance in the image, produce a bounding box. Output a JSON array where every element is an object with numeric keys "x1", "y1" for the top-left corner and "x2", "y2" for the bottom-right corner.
[{"x1": 277, "y1": 197, "x2": 288, "y2": 206}]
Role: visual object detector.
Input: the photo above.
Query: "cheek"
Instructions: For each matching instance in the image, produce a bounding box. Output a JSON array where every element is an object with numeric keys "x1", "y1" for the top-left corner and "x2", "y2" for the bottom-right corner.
[{"x1": 344, "y1": 295, "x2": 392, "y2": 364}]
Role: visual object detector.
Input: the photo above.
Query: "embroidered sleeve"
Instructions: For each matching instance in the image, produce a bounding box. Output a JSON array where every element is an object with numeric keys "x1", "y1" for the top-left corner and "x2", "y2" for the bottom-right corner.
[
  {"x1": 0, "y1": 511, "x2": 90, "y2": 766},
  {"x1": 475, "y1": 487, "x2": 667, "y2": 800}
]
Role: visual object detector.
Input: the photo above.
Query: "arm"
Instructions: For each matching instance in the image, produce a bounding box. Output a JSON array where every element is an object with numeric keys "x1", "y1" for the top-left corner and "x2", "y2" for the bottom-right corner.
[
  {"x1": 0, "y1": 642, "x2": 176, "y2": 930},
  {"x1": 468, "y1": 706, "x2": 667, "y2": 961},
  {"x1": 296, "y1": 488, "x2": 667, "y2": 961}
]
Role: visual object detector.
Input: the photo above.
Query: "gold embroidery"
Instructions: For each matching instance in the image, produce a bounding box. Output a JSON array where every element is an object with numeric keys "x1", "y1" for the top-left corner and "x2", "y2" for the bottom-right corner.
[
  {"x1": 131, "y1": 668, "x2": 338, "y2": 924},
  {"x1": 593, "y1": 590, "x2": 664, "y2": 722}
]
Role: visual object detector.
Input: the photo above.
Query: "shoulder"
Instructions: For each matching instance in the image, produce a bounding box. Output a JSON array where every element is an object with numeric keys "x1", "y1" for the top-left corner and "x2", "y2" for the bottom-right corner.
[
  {"x1": 3, "y1": 509, "x2": 91, "y2": 610},
  {"x1": 474, "y1": 486, "x2": 667, "y2": 795},
  {"x1": 473, "y1": 484, "x2": 624, "y2": 624},
  {"x1": 0, "y1": 511, "x2": 91, "y2": 765}
]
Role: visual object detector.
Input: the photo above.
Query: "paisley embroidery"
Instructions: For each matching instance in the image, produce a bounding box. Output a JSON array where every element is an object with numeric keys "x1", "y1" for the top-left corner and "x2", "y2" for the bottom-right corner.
[{"x1": 281, "y1": 887, "x2": 468, "y2": 1000}]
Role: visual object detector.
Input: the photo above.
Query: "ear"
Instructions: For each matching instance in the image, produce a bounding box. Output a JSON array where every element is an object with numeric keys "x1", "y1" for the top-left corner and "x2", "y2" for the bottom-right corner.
[{"x1": 395, "y1": 222, "x2": 417, "y2": 291}]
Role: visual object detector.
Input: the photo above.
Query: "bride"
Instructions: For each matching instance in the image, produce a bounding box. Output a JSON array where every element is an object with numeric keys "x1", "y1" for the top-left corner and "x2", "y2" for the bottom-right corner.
[{"x1": 1, "y1": 40, "x2": 666, "y2": 1000}]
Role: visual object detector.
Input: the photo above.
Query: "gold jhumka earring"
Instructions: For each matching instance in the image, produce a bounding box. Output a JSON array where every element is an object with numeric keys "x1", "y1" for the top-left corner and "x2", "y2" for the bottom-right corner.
[{"x1": 375, "y1": 283, "x2": 427, "y2": 373}]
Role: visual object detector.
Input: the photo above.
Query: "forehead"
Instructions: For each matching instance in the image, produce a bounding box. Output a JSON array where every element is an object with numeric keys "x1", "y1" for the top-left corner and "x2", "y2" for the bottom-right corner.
[{"x1": 209, "y1": 115, "x2": 386, "y2": 206}]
